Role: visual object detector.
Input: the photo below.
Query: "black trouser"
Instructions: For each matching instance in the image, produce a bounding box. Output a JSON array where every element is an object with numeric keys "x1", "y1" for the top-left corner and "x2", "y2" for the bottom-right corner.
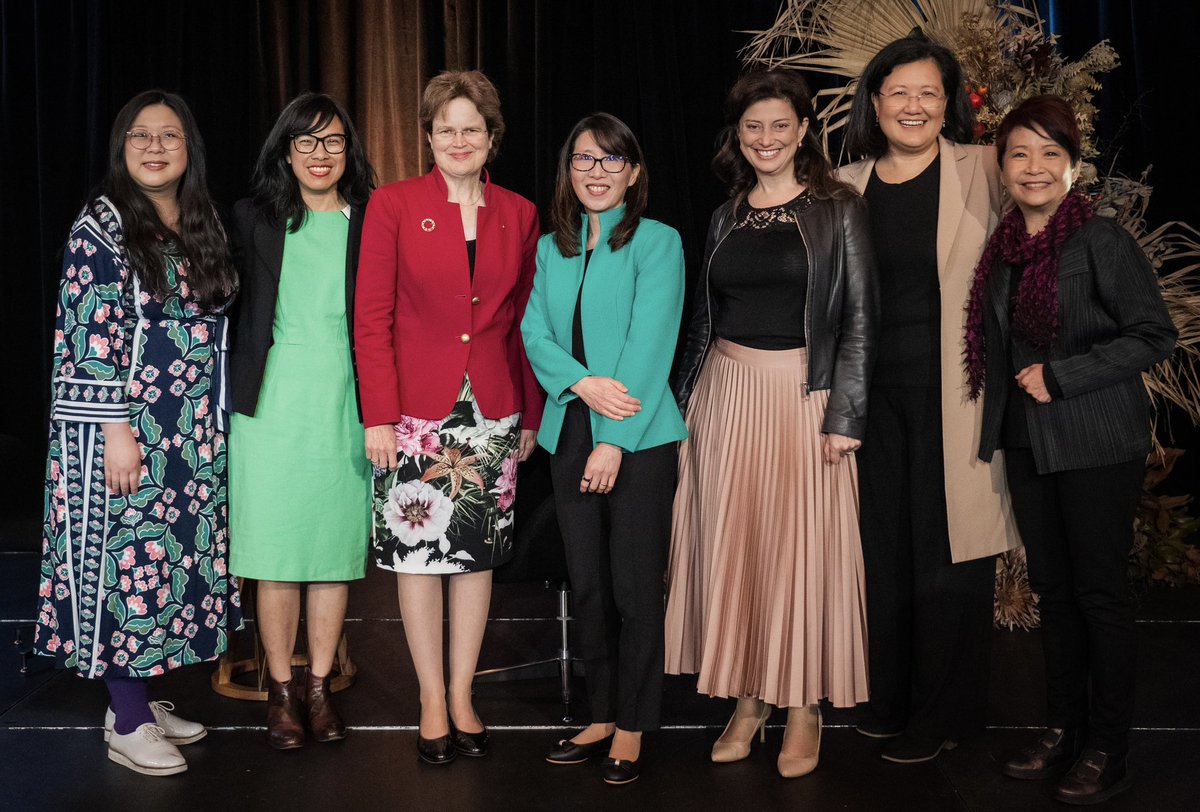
[
  {"x1": 857, "y1": 385, "x2": 996, "y2": 740},
  {"x1": 1004, "y1": 447, "x2": 1143, "y2": 754},
  {"x1": 549, "y1": 401, "x2": 675, "y2": 732}
]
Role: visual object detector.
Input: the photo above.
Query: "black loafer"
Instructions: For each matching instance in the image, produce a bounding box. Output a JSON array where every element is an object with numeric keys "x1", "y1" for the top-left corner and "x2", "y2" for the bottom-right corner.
[
  {"x1": 880, "y1": 733, "x2": 957, "y2": 764},
  {"x1": 545, "y1": 734, "x2": 613, "y2": 765},
  {"x1": 1054, "y1": 749, "x2": 1133, "y2": 805},
  {"x1": 601, "y1": 757, "x2": 640, "y2": 785},
  {"x1": 417, "y1": 731, "x2": 457, "y2": 765},
  {"x1": 450, "y1": 721, "x2": 489, "y2": 758},
  {"x1": 1003, "y1": 728, "x2": 1080, "y2": 780}
]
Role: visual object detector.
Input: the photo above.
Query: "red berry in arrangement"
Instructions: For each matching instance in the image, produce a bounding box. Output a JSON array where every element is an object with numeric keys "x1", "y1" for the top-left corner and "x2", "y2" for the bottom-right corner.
[
  {"x1": 970, "y1": 92, "x2": 983, "y2": 109},
  {"x1": 973, "y1": 122, "x2": 986, "y2": 140}
]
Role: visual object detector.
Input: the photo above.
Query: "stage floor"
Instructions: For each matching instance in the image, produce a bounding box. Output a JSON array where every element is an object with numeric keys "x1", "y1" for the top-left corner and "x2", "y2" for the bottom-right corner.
[{"x1": 2, "y1": 515, "x2": 1197, "y2": 811}]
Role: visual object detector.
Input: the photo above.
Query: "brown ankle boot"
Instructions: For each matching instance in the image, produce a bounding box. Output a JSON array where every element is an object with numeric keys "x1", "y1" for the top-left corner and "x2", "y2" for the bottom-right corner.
[
  {"x1": 266, "y1": 676, "x2": 306, "y2": 750},
  {"x1": 304, "y1": 670, "x2": 346, "y2": 743}
]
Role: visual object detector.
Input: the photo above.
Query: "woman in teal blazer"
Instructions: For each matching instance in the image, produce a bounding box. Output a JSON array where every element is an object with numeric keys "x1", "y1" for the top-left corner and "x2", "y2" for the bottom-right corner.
[{"x1": 521, "y1": 113, "x2": 685, "y2": 786}]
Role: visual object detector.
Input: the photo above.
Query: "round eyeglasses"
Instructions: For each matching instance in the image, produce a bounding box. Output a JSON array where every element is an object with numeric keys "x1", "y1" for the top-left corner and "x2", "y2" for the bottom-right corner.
[
  {"x1": 292, "y1": 133, "x2": 347, "y2": 154},
  {"x1": 569, "y1": 154, "x2": 631, "y2": 173},
  {"x1": 125, "y1": 131, "x2": 186, "y2": 151}
]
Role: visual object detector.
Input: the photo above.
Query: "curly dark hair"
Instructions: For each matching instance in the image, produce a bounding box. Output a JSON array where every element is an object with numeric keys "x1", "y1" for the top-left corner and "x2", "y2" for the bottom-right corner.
[
  {"x1": 712, "y1": 70, "x2": 853, "y2": 201},
  {"x1": 844, "y1": 35, "x2": 975, "y2": 158},
  {"x1": 550, "y1": 113, "x2": 647, "y2": 258},
  {"x1": 251, "y1": 92, "x2": 376, "y2": 233},
  {"x1": 102, "y1": 90, "x2": 236, "y2": 307}
]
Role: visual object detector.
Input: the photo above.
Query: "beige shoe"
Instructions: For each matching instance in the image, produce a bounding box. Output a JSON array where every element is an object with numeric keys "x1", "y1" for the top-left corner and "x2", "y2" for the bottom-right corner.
[
  {"x1": 711, "y1": 698, "x2": 772, "y2": 763},
  {"x1": 777, "y1": 705, "x2": 821, "y2": 778},
  {"x1": 104, "y1": 701, "x2": 207, "y2": 745},
  {"x1": 107, "y1": 723, "x2": 187, "y2": 776}
]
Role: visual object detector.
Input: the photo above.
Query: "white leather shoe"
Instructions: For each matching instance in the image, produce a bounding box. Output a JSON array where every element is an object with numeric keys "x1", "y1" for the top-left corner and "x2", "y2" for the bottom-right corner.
[
  {"x1": 107, "y1": 724, "x2": 187, "y2": 776},
  {"x1": 104, "y1": 701, "x2": 207, "y2": 745}
]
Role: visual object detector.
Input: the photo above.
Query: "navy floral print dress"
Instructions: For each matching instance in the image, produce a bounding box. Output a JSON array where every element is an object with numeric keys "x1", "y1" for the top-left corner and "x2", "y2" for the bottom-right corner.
[{"x1": 34, "y1": 197, "x2": 241, "y2": 679}]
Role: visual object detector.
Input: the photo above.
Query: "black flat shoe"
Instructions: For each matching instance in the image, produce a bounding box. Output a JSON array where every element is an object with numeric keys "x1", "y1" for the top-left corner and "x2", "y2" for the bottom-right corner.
[
  {"x1": 880, "y1": 733, "x2": 957, "y2": 764},
  {"x1": 545, "y1": 734, "x2": 614, "y2": 765},
  {"x1": 417, "y1": 731, "x2": 457, "y2": 765},
  {"x1": 601, "y1": 757, "x2": 640, "y2": 785},
  {"x1": 1054, "y1": 749, "x2": 1133, "y2": 805},
  {"x1": 1003, "y1": 728, "x2": 1081, "y2": 780},
  {"x1": 449, "y1": 720, "x2": 489, "y2": 758}
]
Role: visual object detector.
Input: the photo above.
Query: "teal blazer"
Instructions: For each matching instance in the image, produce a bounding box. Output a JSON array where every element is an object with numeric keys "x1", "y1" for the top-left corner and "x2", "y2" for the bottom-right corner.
[{"x1": 521, "y1": 207, "x2": 688, "y2": 454}]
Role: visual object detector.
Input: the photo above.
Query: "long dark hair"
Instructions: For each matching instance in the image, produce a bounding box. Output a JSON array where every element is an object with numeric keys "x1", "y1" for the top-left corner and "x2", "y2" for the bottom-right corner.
[
  {"x1": 102, "y1": 90, "x2": 235, "y2": 307},
  {"x1": 550, "y1": 113, "x2": 648, "y2": 258},
  {"x1": 844, "y1": 34, "x2": 975, "y2": 158},
  {"x1": 252, "y1": 92, "x2": 376, "y2": 233},
  {"x1": 712, "y1": 70, "x2": 852, "y2": 201}
]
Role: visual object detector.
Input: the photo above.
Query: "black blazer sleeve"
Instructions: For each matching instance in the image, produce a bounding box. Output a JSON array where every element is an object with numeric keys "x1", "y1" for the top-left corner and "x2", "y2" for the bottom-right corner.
[{"x1": 1047, "y1": 218, "x2": 1177, "y2": 399}]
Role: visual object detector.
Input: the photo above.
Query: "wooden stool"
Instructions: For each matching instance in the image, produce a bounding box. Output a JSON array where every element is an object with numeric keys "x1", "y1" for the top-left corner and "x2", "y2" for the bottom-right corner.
[{"x1": 211, "y1": 578, "x2": 357, "y2": 701}]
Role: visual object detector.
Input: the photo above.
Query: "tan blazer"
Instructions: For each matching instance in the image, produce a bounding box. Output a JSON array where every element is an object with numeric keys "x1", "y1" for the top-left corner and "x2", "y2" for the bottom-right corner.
[{"x1": 838, "y1": 136, "x2": 1020, "y2": 562}]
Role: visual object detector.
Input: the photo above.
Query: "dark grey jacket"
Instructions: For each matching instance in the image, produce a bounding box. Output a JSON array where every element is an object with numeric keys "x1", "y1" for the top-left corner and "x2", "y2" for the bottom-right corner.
[
  {"x1": 978, "y1": 215, "x2": 1177, "y2": 473},
  {"x1": 672, "y1": 193, "x2": 878, "y2": 439}
]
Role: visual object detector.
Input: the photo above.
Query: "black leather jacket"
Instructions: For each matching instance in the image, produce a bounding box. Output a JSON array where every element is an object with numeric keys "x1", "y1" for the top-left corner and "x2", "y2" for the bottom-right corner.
[{"x1": 672, "y1": 193, "x2": 879, "y2": 439}]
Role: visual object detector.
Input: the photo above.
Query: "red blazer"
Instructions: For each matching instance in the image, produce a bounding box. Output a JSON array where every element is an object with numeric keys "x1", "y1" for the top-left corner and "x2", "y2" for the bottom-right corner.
[{"x1": 355, "y1": 169, "x2": 544, "y2": 429}]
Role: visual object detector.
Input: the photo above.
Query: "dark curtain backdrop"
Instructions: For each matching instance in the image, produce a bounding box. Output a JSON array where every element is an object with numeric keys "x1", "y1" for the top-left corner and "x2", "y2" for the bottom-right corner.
[{"x1": 2, "y1": 0, "x2": 1197, "y2": 520}]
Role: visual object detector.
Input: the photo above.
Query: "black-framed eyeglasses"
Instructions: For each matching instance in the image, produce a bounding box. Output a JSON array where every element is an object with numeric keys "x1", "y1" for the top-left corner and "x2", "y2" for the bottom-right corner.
[
  {"x1": 292, "y1": 133, "x2": 348, "y2": 154},
  {"x1": 125, "y1": 130, "x2": 186, "y2": 151},
  {"x1": 569, "y1": 153, "x2": 632, "y2": 173}
]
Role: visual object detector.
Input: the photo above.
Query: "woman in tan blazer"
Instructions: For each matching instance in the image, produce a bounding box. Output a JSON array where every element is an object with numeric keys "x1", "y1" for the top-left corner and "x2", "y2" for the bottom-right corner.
[{"x1": 837, "y1": 35, "x2": 1019, "y2": 763}]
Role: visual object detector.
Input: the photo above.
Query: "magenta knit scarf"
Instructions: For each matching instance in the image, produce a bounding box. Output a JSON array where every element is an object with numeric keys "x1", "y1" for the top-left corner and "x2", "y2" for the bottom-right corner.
[{"x1": 964, "y1": 191, "x2": 1093, "y2": 399}]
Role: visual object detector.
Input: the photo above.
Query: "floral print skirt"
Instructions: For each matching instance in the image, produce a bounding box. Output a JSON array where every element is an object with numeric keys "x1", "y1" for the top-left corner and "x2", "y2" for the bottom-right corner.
[{"x1": 372, "y1": 377, "x2": 520, "y2": 574}]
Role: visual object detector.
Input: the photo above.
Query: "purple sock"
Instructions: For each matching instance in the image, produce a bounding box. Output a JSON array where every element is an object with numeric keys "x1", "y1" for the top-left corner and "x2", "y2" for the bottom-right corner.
[{"x1": 105, "y1": 677, "x2": 155, "y2": 735}]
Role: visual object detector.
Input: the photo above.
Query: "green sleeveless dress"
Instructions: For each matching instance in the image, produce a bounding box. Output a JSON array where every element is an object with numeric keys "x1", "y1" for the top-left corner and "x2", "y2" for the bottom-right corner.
[{"x1": 229, "y1": 210, "x2": 370, "y2": 581}]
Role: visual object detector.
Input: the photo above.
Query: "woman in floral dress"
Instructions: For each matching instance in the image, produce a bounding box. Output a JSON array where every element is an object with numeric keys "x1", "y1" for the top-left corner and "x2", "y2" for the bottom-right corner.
[
  {"x1": 356, "y1": 71, "x2": 542, "y2": 765},
  {"x1": 35, "y1": 90, "x2": 239, "y2": 776}
]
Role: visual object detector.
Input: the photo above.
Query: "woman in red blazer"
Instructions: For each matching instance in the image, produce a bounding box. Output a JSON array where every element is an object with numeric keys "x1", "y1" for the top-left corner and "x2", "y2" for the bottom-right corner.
[{"x1": 355, "y1": 71, "x2": 543, "y2": 765}]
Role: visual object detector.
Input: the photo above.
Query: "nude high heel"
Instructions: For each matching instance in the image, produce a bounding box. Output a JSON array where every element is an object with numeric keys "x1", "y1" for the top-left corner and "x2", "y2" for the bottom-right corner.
[
  {"x1": 777, "y1": 704, "x2": 821, "y2": 778},
  {"x1": 711, "y1": 698, "x2": 771, "y2": 763}
]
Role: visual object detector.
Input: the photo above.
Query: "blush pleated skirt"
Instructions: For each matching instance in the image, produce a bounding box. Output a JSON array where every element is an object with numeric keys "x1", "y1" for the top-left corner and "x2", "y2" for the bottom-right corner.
[{"x1": 664, "y1": 339, "x2": 870, "y2": 708}]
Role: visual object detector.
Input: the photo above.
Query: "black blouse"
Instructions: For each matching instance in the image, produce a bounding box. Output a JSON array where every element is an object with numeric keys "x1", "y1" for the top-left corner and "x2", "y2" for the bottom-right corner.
[{"x1": 708, "y1": 193, "x2": 811, "y2": 350}]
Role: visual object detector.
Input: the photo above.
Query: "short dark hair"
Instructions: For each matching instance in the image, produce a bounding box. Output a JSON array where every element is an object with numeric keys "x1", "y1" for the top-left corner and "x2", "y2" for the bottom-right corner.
[
  {"x1": 420, "y1": 70, "x2": 505, "y2": 162},
  {"x1": 550, "y1": 113, "x2": 647, "y2": 257},
  {"x1": 102, "y1": 89, "x2": 235, "y2": 306},
  {"x1": 844, "y1": 35, "x2": 975, "y2": 157},
  {"x1": 994, "y1": 94, "x2": 1082, "y2": 167},
  {"x1": 711, "y1": 70, "x2": 852, "y2": 201},
  {"x1": 252, "y1": 92, "x2": 376, "y2": 233}
]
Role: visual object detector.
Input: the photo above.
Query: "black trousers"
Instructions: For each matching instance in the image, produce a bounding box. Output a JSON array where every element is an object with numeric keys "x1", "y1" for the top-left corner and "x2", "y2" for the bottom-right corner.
[
  {"x1": 549, "y1": 401, "x2": 675, "y2": 731},
  {"x1": 1004, "y1": 447, "x2": 1143, "y2": 753},
  {"x1": 857, "y1": 385, "x2": 996, "y2": 740}
]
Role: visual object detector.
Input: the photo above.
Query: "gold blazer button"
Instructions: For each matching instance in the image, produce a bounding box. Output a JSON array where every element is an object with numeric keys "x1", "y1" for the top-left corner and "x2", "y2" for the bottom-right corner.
[
  {"x1": 460, "y1": 333, "x2": 472, "y2": 344},
  {"x1": 471, "y1": 296, "x2": 481, "y2": 305}
]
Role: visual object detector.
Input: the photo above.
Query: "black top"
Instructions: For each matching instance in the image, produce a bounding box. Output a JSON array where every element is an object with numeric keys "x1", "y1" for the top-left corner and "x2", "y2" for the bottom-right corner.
[
  {"x1": 571, "y1": 248, "x2": 594, "y2": 366},
  {"x1": 708, "y1": 193, "x2": 811, "y2": 350},
  {"x1": 863, "y1": 154, "x2": 941, "y2": 387},
  {"x1": 466, "y1": 238, "x2": 476, "y2": 281}
]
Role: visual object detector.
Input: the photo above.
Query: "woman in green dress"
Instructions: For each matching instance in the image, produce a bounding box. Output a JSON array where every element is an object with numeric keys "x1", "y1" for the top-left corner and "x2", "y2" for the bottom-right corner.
[{"x1": 228, "y1": 93, "x2": 376, "y2": 749}]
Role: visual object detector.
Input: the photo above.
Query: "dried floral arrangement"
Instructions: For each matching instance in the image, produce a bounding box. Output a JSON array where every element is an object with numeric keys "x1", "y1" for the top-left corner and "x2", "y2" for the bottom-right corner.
[{"x1": 743, "y1": 0, "x2": 1200, "y2": 629}]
